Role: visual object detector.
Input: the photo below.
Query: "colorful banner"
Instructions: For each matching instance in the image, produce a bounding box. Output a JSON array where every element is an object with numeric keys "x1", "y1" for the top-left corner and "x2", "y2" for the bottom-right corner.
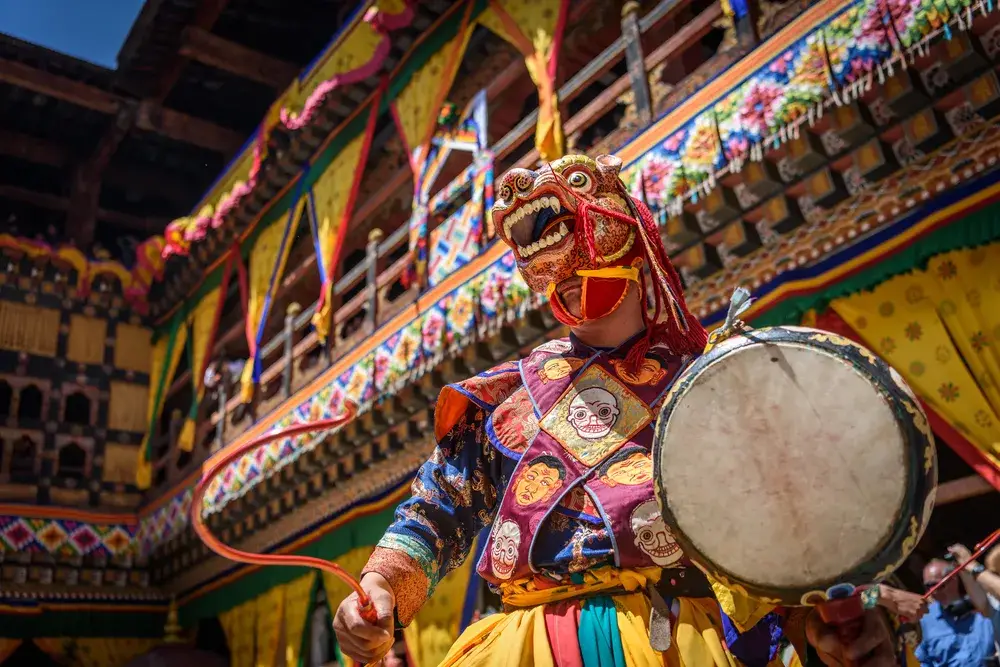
[
  {"x1": 403, "y1": 538, "x2": 479, "y2": 667},
  {"x1": 220, "y1": 598, "x2": 256, "y2": 667},
  {"x1": 177, "y1": 284, "x2": 223, "y2": 451},
  {"x1": 309, "y1": 90, "x2": 383, "y2": 342},
  {"x1": 240, "y1": 185, "x2": 309, "y2": 404},
  {"x1": 163, "y1": 1, "x2": 414, "y2": 260},
  {"x1": 33, "y1": 638, "x2": 159, "y2": 667},
  {"x1": 831, "y1": 243, "x2": 1000, "y2": 465},
  {"x1": 478, "y1": 0, "x2": 568, "y2": 160},
  {"x1": 137, "y1": 314, "x2": 188, "y2": 489},
  {"x1": 284, "y1": 574, "x2": 317, "y2": 667},
  {"x1": 391, "y1": 2, "x2": 476, "y2": 169}
]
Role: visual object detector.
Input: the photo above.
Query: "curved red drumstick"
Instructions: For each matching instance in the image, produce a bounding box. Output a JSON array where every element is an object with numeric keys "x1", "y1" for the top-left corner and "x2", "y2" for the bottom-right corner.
[{"x1": 190, "y1": 402, "x2": 379, "y2": 624}]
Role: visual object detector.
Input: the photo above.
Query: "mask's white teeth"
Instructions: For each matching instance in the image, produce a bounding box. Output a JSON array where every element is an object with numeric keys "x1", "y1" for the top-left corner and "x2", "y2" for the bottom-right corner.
[{"x1": 559, "y1": 222, "x2": 568, "y2": 235}]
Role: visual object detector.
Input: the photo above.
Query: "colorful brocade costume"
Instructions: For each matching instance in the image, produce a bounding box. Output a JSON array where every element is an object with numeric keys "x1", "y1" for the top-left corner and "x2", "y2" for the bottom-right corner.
[
  {"x1": 359, "y1": 154, "x2": 811, "y2": 667},
  {"x1": 362, "y1": 332, "x2": 814, "y2": 667}
]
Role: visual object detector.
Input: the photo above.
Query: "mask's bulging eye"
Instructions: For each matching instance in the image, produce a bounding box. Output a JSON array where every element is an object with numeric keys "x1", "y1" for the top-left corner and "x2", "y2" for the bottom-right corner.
[{"x1": 567, "y1": 171, "x2": 592, "y2": 190}]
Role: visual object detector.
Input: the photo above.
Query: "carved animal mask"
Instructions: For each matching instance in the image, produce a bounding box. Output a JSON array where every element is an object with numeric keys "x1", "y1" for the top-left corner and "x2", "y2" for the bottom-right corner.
[{"x1": 492, "y1": 154, "x2": 638, "y2": 296}]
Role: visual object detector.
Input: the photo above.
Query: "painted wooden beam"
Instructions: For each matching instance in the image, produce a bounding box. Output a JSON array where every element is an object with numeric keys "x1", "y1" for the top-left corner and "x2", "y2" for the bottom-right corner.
[
  {"x1": 135, "y1": 102, "x2": 244, "y2": 154},
  {"x1": 0, "y1": 184, "x2": 167, "y2": 233},
  {"x1": 0, "y1": 58, "x2": 119, "y2": 114},
  {"x1": 180, "y1": 27, "x2": 298, "y2": 89},
  {"x1": 0, "y1": 58, "x2": 243, "y2": 154}
]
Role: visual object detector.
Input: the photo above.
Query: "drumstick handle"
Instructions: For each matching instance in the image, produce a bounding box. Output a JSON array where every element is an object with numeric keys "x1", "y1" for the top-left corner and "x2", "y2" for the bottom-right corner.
[{"x1": 817, "y1": 595, "x2": 865, "y2": 667}]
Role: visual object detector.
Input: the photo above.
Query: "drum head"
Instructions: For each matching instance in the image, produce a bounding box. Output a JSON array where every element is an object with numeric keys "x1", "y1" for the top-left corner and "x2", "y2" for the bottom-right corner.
[{"x1": 654, "y1": 327, "x2": 936, "y2": 604}]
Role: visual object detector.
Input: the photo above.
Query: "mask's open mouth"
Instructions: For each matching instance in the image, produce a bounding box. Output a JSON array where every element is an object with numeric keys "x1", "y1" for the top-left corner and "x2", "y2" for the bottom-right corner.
[{"x1": 502, "y1": 196, "x2": 575, "y2": 260}]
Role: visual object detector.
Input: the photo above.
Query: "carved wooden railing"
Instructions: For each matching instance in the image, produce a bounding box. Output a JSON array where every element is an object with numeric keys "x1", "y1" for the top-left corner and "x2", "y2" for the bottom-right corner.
[{"x1": 148, "y1": 0, "x2": 741, "y2": 490}]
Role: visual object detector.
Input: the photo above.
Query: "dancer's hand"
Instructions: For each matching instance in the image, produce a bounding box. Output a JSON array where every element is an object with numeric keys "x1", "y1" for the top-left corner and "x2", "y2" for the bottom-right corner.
[
  {"x1": 333, "y1": 572, "x2": 396, "y2": 664},
  {"x1": 806, "y1": 607, "x2": 897, "y2": 666}
]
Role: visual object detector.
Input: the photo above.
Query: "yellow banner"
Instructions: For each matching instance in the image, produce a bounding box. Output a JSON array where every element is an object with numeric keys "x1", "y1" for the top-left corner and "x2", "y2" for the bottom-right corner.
[
  {"x1": 831, "y1": 243, "x2": 1000, "y2": 462},
  {"x1": 33, "y1": 638, "x2": 159, "y2": 667},
  {"x1": 393, "y1": 15, "x2": 475, "y2": 161},
  {"x1": 310, "y1": 132, "x2": 371, "y2": 341},
  {"x1": 478, "y1": 0, "x2": 567, "y2": 160},
  {"x1": 256, "y1": 585, "x2": 286, "y2": 667},
  {"x1": 284, "y1": 574, "x2": 317, "y2": 667},
  {"x1": 404, "y1": 541, "x2": 477, "y2": 667},
  {"x1": 220, "y1": 598, "x2": 257, "y2": 667},
  {"x1": 136, "y1": 323, "x2": 188, "y2": 488},
  {"x1": 177, "y1": 285, "x2": 224, "y2": 451},
  {"x1": 240, "y1": 197, "x2": 307, "y2": 404}
]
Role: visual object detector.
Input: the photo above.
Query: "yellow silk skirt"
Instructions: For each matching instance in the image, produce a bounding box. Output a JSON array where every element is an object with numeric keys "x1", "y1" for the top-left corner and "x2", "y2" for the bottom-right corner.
[{"x1": 438, "y1": 568, "x2": 789, "y2": 667}]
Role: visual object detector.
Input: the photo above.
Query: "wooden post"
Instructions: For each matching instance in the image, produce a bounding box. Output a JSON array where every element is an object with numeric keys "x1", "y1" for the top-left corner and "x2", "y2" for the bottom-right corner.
[
  {"x1": 283, "y1": 302, "x2": 301, "y2": 397},
  {"x1": 621, "y1": 1, "x2": 653, "y2": 127},
  {"x1": 168, "y1": 409, "x2": 183, "y2": 448},
  {"x1": 366, "y1": 228, "x2": 384, "y2": 331},
  {"x1": 730, "y1": 0, "x2": 760, "y2": 48},
  {"x1": 216, "y1": 367, "x2": 229, "y2": 448}
]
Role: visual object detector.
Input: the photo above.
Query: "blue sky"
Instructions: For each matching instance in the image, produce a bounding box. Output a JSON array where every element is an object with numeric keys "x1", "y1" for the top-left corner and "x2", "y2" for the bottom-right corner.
[{"x1": 0, "y1": 0, "x2": 145, "y2": 69}]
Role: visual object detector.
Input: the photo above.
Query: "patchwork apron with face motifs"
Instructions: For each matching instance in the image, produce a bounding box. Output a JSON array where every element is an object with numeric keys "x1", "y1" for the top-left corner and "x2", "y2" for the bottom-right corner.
[{"x1": 477, "y1": 342, "x2": 690, "y2": 587}]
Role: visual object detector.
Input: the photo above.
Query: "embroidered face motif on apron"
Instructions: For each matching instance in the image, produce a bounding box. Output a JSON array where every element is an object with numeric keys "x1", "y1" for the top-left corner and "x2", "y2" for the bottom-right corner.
[{"x1": 478, "y1": 341, "x2": 688, "y2": 585}]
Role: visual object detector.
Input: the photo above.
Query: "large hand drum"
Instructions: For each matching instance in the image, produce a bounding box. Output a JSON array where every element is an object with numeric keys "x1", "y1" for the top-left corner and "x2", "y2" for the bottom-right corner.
[{"x1": 652, "y1": 325, "x2": 937, "y2": 606}]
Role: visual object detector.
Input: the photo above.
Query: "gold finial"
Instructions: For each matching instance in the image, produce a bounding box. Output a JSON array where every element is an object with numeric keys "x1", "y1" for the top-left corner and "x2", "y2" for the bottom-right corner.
[
  {"x1": 368, "y1": 228, "x2": 384, "y2": 245},
  {"x1": 164, "y1": 596, "x2": 184, "y2": 644}
]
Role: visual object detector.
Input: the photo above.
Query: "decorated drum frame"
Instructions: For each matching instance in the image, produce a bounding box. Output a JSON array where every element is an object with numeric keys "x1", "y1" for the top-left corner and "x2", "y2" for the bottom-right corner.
[{"x1": 652, "y1": 325, "x2": 938, "y2": 606}]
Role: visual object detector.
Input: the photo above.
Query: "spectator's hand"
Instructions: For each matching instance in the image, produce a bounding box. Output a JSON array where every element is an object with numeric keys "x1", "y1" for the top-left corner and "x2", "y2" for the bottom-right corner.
[
  {"x1": 878, "y1": 585, "x2": 928, "y2": 620},
  {"x1": 948, "y1": 543, "x2": 974, "y2": 565},
  {"x1": 806, "y1": 607, "x2": 897, "y2": 666},
  {"x1": 333, "y1": 572, "x2": 395, "y2": 664}
]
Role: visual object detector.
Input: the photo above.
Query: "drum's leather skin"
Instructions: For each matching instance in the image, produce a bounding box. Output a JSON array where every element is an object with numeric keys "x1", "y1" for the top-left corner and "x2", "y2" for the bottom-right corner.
[{"x1": 652, "y1": 325, "x2": 937, "y2": 607}]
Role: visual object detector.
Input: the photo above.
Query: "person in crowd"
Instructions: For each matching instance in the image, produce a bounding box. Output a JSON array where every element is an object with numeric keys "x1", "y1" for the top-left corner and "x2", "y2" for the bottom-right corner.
[{"x1": 916, "y1": 545, "x2": 997, "y2": 667}]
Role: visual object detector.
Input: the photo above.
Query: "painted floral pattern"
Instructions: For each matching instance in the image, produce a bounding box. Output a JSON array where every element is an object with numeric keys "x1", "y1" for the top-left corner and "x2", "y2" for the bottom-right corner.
[{"x1": 622, "y1": 0, "x2": 977, "y2": 213}]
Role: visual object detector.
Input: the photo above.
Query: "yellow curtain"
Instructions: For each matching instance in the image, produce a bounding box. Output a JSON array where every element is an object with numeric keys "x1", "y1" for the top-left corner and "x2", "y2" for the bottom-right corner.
[
  {"x1": 0, "y1": 302, "x2": 60, "y2": 356},
  {"x1": 102, "y1": 443, "x2": 137, "y2": 484},
  {"x1": 404, "y1": 541, "x2": 478, "y2": 667},
  {"x1": 114, "y1": 322, "x2": 152, "y2": 374},
  {"x1": 136, "y1": 323, "x2": 188, "y2": 488},
  {"x1": 393, "y1": 16, "x2": 475, "y2": 161},
  {"x1": 178, "y1": 285, "x2": 223, "y2": 451},
  {"x1": 108, "y1": 381, "x2": 150, "y2": 433},
  {"x1": 0, "y1": 639, "x2": 21, "y2": 664},
  {"x1": 221, "y1": 598, "x2": 258, "y2": 667},
  {"x1": 310, "y1": 133, "x2": 370, "y2": 341},
  {"x1": 32, "y1": 638, "x2": 159, "y2": 667},
  {"x1": 256, "y1": 585, "x2": 286, "y2": 667},
  {"x1": 240, "y1": 199, "x2": 307, "y2": 404},
  {"x1": 66, "y1": 314, "x2": 107, "y2": 365},
  {"x1": 283, "y1": 574, "x2": 317, "y2": 667},
  {"x1": 831, "y1": 243, "x2": 1000, "y2": 465},
  {"x1": 321, "y1": 546, "x2": 375, "y2": 613},
  {"x1": 478, "y1": 0, "x2": 567, "y2": 160}
]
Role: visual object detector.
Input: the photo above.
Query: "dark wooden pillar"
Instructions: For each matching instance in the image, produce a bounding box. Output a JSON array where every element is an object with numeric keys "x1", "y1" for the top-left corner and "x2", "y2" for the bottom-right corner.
[
  {"x1": 730, "y1": 0, "x2": 760, "y2": 48},
  {"x1": 621, "y1": 1, "x2": 653, "y2": 126}
]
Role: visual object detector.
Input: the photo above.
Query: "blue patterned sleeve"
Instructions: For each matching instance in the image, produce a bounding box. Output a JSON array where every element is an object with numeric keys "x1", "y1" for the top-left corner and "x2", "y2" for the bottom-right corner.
[{"x1": 362, "y1": 406, "x2": 501, "y2": 623}]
